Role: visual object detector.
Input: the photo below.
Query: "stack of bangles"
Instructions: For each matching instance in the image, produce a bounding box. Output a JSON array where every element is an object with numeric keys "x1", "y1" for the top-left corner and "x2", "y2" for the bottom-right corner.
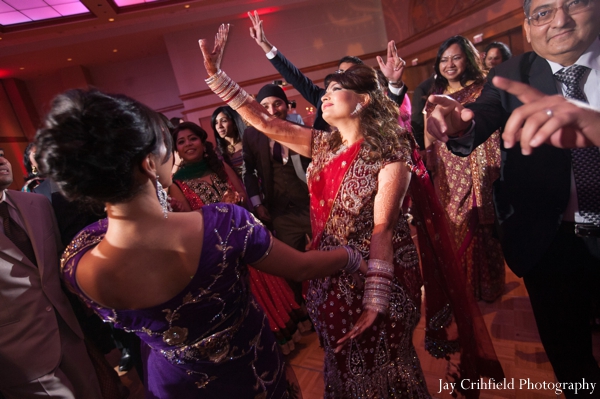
[
  {"x1": 363, "y1": 259, "x2": 394, "y2": 314},
  {"x1": 342, "y1": 245, "x2": 363, "y2": 274},
  {"x1": 205, "y1": 70, "x2": 250, "y2": 110}
]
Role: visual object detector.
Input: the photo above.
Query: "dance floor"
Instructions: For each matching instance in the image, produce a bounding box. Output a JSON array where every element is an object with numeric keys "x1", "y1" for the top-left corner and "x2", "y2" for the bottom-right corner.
[{"x1": 113, "y1": 229, "x2": 600, "y2": 398}]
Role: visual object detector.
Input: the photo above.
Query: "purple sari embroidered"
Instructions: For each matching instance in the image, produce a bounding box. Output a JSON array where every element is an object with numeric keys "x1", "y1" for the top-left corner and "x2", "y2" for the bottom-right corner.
[{"x1": 61, "y1": 204, "x2": 290, "y2": 399}]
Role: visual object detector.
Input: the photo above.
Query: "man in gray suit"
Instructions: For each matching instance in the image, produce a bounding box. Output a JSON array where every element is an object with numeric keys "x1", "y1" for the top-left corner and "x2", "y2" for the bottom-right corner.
[{"x1": 0, "y1": 149, "x2": 101, "y2": 399}]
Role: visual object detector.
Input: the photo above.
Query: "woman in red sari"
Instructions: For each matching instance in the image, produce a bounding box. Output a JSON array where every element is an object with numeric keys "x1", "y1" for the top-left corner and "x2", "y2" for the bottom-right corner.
[
  {"x1": 168, "y1": 122, "x2": 309, "y2": 354},
  {"x1": 200, "y1": 26, "x2": 430, "y2": 397}
]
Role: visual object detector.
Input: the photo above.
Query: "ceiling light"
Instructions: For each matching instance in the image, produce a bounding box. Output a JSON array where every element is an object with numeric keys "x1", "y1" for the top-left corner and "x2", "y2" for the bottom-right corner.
[
  {"x1": 67, "y1": 58, "x2": 72, "y2": 61},
  {"x1": 109, "y1": 18, "x2": 115, "y2": 22},
  {"x1": 20, "y1": 67, "x2": 24, "y2": 70},
  {"x1": 113, "y1": 49, "x2": 118, "y2": 53},
  {"x1": 185, "y1": 5, "x2": 190, "y2": 8}
]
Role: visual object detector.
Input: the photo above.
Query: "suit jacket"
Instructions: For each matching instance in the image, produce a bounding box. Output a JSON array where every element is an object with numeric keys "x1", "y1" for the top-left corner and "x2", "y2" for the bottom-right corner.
[
  {"x1": 269, "y1": 50, "x2": 407, "y2": 131},
  {"x1": 0, "y1": 190, "x2": 84, "y2": 386},
  {"x1": 242, "y1": 126, "x2": 310, "y2": 211},
  {"x1": 447, "y1": 52, "x2": 570, "y2": 277}
]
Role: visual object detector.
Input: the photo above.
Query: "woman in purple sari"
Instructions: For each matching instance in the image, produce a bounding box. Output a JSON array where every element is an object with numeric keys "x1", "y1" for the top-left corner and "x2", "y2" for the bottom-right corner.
[{"x1": 34, "y1": 89, "x2": 366, "y2": 398}]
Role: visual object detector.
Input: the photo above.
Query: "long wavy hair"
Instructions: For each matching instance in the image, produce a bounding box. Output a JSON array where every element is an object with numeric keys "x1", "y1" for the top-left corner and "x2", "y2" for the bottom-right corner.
[
  {"x1": 430, "y1": 35, "x2": 485, "y2": 95},
  {"x1": 323, "y1": 64, "x2": 405, "y2": 161},
  {"x1": 172, "y1": 122, "x2": 228, "y2": 182},
  {"x1": 210, "y1": 106, "x2": 246, "y2": 167}
]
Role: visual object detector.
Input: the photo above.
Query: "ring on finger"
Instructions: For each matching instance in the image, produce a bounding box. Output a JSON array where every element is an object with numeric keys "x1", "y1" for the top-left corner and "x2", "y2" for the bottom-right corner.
[{"x1": 545, "y1": 109, "x2": 553, "y2": 117}]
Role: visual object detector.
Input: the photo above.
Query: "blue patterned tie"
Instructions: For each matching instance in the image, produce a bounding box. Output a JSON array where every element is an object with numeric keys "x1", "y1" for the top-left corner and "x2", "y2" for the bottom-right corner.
[{"x1": 554, "y1": 65, "x2": 600, "y2": 226}]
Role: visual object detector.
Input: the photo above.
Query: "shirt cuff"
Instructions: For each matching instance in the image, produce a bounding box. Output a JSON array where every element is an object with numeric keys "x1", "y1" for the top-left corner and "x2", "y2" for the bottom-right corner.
[
  {"x1": 266, "y1": 46, "x2": 278, "y2": 60},
  {"x1": 250, "y1": 196, "x2": 262, "y2": 207},
  {"x1": 388, "y1": 82, "x2": 404, "y2": 95}
]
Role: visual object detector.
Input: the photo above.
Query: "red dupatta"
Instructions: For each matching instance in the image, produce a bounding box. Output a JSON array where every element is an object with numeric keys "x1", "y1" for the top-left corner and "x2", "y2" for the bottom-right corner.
[
  {"x1": 408, "y1": 144, "x2": 504, "y2": 397},
  {"x1": 309, "y1": 139, "x2": 363, "y2": 250}
]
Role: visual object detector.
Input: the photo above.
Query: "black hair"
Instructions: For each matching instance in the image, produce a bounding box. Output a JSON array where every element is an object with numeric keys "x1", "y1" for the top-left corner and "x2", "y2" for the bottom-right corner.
[
  {"x1": 172, "y1": 122, "x2": 228, "y2": 182},
  {"x1": 430, "y1": 35, "x2": 485, "y2": 95},
  {"x1": 337, "y1": 56, "x2": 364, "y2": 68},
  {"x1": 169, "y1": 116, "x2": 183, "y2": 128},
  {"x1": 23, "y1": 142, "x2": 38, "y2": 180},
  {"x1": 35, "y1": 89, "x2": 172, "y2": 204},
  {"x1": 210, "y1": 106, "x2": 246, "y2": 167},
  {"x1": 483, "y1": 42, "x2": 512, "y2": 62}
]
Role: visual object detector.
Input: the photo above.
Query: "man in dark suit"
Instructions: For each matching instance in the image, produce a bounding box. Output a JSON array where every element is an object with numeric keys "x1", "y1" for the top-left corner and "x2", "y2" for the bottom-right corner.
[
  {"x1": 248, "y1": 11, "x2": 408, "y2": 132},
  {"x1": 243, "y1": 84, "x2": 312, "y2": 253},
  {"x1": 426, "y1": 0, "x2": 600, "y2": 395},
  {"x1": 0, "y1": 150, "x2": 101, "y2": 399}
]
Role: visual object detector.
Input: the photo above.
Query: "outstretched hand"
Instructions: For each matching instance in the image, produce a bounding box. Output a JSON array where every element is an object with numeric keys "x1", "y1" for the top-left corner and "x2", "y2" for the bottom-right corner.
[
  {"x1": 198, "y1": 23, "x2": 230, "y2": 76},
  {"x1": 426, "y1": 95, "x2": 474, "y2": 142},
  {"x1": 248, "y1": 11, "x2": 273, "y2": 53},
  {"x1": 494, "y1": 76, "x2": 599, "y2": 153},
  {"x1": 376, "y1": 40, "x2": 406, "y2": 86},
  {"x1": 335, "y1": 307, "x2": 379, "y2": 353}
]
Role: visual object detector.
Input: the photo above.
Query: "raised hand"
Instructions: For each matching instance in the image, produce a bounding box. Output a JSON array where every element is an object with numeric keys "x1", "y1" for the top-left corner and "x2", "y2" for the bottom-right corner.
[
  {"x1": 376, "y1": 40, "x2": 406, "y2": 87},
  {"x1": 494, "y1": 76, "x2": 599, "y2": 153},
  {"x1": 248, "y1": 10, "x2": 273, "y2": 53},
  {"x1": 426, "y1": 95, "x2": 474, "y2": 142},
  {"x1": 198, "y1": 23, "x2": 230, "y2": 76}
]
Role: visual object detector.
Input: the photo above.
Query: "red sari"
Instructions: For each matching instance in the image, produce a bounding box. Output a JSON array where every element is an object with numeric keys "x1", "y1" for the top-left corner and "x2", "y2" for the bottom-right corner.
[
  {"x1": 173, "y1": 174, "x2": 309, "y2": 352},
  {"x1": 306, "y1": 130, "x2": 429, "y2": 398}
]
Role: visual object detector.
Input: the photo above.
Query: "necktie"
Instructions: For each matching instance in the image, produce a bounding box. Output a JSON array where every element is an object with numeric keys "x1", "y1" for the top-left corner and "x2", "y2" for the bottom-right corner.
[
  {"x1": 273, "y1": 141, "x2": 283, "y2": 164},
  {"x1": 554, "y1": 65, "x2": 600, "y2": 226},
  {"x1": 0, "y1": 201, "x2": 37, "y2": 266}
]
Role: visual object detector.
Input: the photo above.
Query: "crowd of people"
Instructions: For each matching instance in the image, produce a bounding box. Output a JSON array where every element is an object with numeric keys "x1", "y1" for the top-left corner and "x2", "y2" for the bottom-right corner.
[{"x1": 1, "y1": 0, "x2": 599, "y2": 398}]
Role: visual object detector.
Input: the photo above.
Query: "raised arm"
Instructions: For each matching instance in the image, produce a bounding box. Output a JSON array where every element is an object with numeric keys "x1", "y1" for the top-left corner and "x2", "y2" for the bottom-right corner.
[
  {"x1": 249, "y1": 10, "x2": 324, "y2": 108},
  {"x1": 377, "y1": 40, "x2": 408, "y2": 106},
  {"x1": 199, "y1": 24, "x2": 313, "y2": 157}
]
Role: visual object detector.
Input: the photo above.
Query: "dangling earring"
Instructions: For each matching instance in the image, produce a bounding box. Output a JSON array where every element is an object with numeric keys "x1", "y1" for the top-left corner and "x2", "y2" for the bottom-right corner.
[
  {"x1": 351, "y1": 103, "x2": 363, "y2": 116},
  {"x1": 31, "y1": 165, "x2": 38, "y2": 175},
  {"x1": 156, "y1": 176, "x2": 169, "y2": 219}
]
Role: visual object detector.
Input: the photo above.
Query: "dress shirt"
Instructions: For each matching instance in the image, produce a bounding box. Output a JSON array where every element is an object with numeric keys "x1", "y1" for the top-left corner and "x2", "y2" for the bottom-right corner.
[{"x1": 547, "y1": 38, "x2": 600, "y2": 222}]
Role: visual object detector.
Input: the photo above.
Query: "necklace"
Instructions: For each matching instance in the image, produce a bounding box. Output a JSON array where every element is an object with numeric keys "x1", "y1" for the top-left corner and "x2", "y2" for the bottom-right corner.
[{"x1": 446, "y1": 85, "x2": 462, "y2": 94}]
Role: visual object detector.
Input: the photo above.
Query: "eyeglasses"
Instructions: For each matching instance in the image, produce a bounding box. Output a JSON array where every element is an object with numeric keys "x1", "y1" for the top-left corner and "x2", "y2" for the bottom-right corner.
[{"x1": 527, "y1": 0, "x2": 593, "y2": 26}]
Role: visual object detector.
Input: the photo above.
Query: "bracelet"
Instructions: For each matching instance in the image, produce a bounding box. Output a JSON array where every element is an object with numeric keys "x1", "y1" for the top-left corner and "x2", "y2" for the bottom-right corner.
[
  {"x1": 342, "y1": 245, "x2": 362, "y2": 274},
  {"x1": 205, "y1": 70, "x2": 251, "y2": 110},
  {"x1": 362, "y1": 259, "x2": 394, "y2": 314}
]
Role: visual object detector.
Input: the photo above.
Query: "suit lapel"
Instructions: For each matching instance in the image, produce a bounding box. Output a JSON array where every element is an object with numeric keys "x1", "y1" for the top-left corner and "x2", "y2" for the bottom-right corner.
[
  {"x1": 258, "y1": 133, "x2": 275, "y2": 203},
  {"x1": 6, "y1": 191, "x2": 41, "y2": 271},
  {"x1": 528, "y1": 55, "x2": 559, "y2": 95}
]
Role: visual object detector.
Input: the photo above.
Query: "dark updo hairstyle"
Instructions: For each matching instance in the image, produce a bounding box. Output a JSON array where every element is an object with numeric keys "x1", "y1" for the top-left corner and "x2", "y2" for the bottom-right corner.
[
  {"x1": 35, "y1": 89, "x2": 172, "y2": 204},
  {"x1": 172, "y1": 122, "x2": 228, "y2": 183},
  {"x1": 210, "y1": 106, "x2": 246, "y2": 167},
  {"x1": 324, "y1": 64, "x2": 405, "y2": 161},
  {"x1": 431, "y1": 35, "x2": 485, "y2": 95}
]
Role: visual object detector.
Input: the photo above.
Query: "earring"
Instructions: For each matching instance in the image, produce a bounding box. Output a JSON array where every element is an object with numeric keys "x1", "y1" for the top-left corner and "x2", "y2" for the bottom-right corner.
[
  {"x1": 156, "y1": 176, "x2": 169, "y2": 219},
  {"x1": 351, "y1": 103, "x2": 363, "y2": 116},
  {"x1": 31, "y1": 165, "x2": 38, "y2": 175}
]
